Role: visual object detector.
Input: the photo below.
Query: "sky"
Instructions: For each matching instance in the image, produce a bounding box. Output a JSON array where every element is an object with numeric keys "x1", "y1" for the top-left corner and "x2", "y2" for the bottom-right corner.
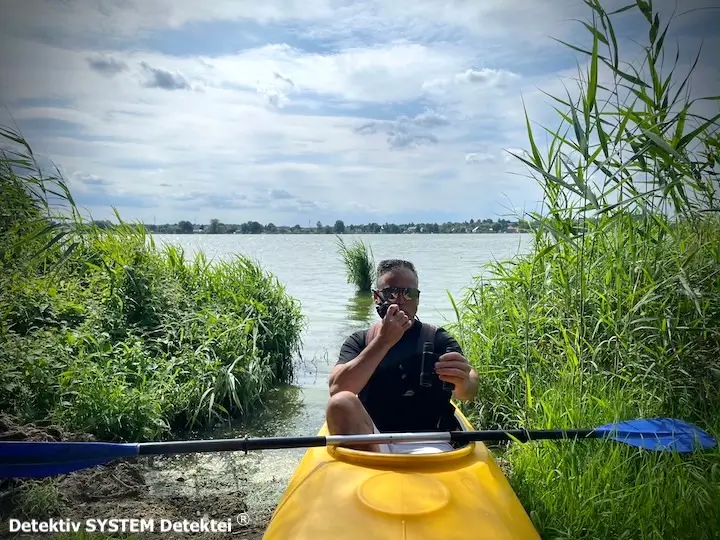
[{"x1": 0, "y1": 0, "x2": 718, "y2": 227}]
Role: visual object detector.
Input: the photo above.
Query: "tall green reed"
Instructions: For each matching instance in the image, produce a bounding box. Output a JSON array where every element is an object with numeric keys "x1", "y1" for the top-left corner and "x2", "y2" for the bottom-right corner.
[
  {"x1": 453, "y1": 1, "x2": 720, "y2": 538},
  {"x1": 0, "y1": 126, "x2": 306, "y2": 441}
]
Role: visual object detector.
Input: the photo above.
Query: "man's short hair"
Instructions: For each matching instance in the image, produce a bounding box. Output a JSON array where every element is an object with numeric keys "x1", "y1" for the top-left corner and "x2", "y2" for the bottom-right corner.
[{"x1": 375, "y1": 259, "x2": 418, "y2": 287}]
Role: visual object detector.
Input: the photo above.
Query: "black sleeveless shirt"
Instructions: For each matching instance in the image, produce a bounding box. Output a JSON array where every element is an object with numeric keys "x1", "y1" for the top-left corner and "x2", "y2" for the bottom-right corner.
[{"x1": 336, "y1": 321, "x2": 463, "y2": 432}]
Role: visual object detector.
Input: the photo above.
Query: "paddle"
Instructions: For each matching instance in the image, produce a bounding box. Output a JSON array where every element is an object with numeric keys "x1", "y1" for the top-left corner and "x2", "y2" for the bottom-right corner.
[{"x1": 0, "y1": 418, "x2": 715, "y2": 478}]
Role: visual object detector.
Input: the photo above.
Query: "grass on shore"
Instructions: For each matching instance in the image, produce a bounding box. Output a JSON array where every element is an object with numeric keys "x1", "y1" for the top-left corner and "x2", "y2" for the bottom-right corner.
[
  {"x1": 0, "y1": 128, "x2": 306, "y2": 442},
  {"x1": 452, "y1": 1, "x2": 720, "y2": 538},
  {"x1": 335, "y1": 235, "x2": 375, "y2": 292}
]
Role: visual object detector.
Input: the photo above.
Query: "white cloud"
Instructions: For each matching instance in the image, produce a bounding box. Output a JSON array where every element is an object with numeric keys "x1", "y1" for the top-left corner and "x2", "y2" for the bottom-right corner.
[
  {"x1": 355, "y1": 110, "x2": 451, "y2": 149},
  {"x1": 466, "y1": 153, "x2": 495, "y2": 164},
  {"x1": 424, "y1": 68, "x2": 521, "y2": 92},
  {"x1": 204, "y1": 42, "x2": 472, "y2": 104},
  {"x1": 0, "y1": 0, "x2": 335, "y2": 40},
  {"x1": 0, "y1": 0, "x2": 717, "y2": 225}
]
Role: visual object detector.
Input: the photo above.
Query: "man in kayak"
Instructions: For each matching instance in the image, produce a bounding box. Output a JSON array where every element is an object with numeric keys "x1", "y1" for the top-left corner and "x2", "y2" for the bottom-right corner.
[{"x1": 327, "y1": 259, "x2": 479, "y2": 453}]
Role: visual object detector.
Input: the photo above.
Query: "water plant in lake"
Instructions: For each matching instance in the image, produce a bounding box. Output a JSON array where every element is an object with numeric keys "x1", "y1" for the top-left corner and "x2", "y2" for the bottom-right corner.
[
  {"x1": 451, "y1": 1, "x2": 720, "y2": 538},
  {"x1": 0, "y1": 127, "x2": 306, "y2": 442},
  {"x1": 335, "y1": 235, "x2": 376, "y2": 293}
]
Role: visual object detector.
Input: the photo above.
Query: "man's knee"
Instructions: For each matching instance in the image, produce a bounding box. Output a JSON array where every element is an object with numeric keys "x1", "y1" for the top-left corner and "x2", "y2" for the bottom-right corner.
[
  {"x1": 326, "y1": 391, "x2": 364, "y2": 428},
  {"x1": 326, "y1": 391, "x2": 373, "y2": 434},
  {"x1": 327, "y1": 390, "x2": 360, "y2": 414}
]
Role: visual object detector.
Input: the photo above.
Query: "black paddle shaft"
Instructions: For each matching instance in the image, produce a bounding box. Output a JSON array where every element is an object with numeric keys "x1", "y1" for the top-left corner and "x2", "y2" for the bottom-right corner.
[
  {"x1": 137, "y1": 436, "x2": 327, "y2": 456},
  {"x1": 450, "y1": 429, "x2": 598, "y2": 443},
  {"x1": 135, "y1": 429, "x2": 601, "y2": 456}
]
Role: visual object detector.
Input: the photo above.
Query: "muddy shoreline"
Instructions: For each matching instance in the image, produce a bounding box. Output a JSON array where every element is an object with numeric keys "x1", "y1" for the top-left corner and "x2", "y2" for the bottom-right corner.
[{"x1": 0, "y1": 414, "x2": 272, "y2": 539}]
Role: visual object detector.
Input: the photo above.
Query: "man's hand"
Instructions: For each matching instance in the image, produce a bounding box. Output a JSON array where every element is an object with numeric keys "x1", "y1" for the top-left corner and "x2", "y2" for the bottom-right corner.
[
  {"x1": 375, "y1": 304, "x2": 413, "y2": 347},
  {"x1": 435, "y1": 351, "x2": 478, "y2": 401}
]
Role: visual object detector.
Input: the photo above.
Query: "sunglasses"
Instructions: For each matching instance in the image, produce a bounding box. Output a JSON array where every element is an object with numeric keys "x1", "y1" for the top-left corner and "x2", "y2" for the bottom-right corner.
[{"x1": 374, "y1": 286, "x2": 421, "y2": 301}]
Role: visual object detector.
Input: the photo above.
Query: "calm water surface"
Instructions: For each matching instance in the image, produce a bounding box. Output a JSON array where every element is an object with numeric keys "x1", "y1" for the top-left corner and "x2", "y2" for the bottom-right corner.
[
  {"x1": 154, "y1": 233, "x2": 533, "y2": 390},
  {"x1": 147, "y1": 233, "x2": 533, "y2": 519}
]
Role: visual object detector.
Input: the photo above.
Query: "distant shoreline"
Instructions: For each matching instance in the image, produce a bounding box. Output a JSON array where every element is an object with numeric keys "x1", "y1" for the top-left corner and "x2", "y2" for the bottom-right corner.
[
  {"x1": 149, "y1": 230, "x2": 531, "y2": 235},
  {"x1": 93, "y1": 218, "x2": 530, "y2": 235}
]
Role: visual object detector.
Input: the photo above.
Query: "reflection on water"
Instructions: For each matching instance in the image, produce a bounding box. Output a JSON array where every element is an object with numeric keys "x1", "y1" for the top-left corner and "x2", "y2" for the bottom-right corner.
[
  {"x1": 143, "y1": 387, "x2": 305, "y2": 474},
  {"x1": 346, "y1": 291, "x2": 374, "y2": 324},
  {"x1": 207, "y1": 385, "x2": 306, "y2": 438}
]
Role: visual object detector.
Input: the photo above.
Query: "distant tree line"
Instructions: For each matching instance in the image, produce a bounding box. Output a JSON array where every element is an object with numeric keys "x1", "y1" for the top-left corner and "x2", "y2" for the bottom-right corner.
[
  {"x1": 90, "y1": 214, "x2": 663, "y2": 236},
  {"x1": 115, "y1": 217, "x2": 531, "y2": 235}
]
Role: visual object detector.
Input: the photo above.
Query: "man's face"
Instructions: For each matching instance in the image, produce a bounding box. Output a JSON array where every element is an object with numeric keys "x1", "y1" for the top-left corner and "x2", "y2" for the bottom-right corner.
[{"x1": 373, "y1": 268, "x2": 420, "y2": 320}]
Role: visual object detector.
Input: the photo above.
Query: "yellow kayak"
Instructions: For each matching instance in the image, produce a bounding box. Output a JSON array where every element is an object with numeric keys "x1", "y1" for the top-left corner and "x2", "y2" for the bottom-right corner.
[{"x1": 263, "y1": 407, "x2": 540, "y2": 539}]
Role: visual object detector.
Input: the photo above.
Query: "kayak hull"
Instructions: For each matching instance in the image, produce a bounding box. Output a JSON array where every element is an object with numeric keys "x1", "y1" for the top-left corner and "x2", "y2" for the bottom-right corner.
[{"x1": 263, "y1": 407, "x2": 540, "y2": 539}]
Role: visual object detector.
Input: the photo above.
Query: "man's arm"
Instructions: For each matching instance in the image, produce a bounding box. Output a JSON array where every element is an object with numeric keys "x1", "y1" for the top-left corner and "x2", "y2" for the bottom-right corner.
[
  {"x1": 329, "y1": 305, "x2": 413, "y2": 396},
  {"x1": 329, "y1": 333, "x2": 393, "y2": 396}
]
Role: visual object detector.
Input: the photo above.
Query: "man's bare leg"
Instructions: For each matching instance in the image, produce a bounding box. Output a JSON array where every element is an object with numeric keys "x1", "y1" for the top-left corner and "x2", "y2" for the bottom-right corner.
[{"x1": 326, "y1": 391, "x2": 382, "y2": 452}]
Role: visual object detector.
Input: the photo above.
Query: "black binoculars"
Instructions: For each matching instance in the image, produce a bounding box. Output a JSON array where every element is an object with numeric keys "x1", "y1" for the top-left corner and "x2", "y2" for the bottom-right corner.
[{"x1": 420, "y1": 341, "x2": 453, "y2": 392}]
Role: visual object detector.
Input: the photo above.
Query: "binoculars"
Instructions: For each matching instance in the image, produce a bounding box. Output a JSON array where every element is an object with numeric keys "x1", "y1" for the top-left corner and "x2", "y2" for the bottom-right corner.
[{"x1": 420, "y1": 341, "x2": 453, "y2": 392}]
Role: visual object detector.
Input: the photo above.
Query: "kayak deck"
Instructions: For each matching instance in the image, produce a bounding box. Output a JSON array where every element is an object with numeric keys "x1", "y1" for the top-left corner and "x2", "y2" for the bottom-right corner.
[{"x1": 263, "y1": 407, "x2": 540, "y2": 539}]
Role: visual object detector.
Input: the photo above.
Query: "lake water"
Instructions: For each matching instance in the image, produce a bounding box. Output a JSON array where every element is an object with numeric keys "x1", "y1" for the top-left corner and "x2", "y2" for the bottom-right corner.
[{"x1": 147, "y1": 233, "x2": 534, "y2": 522}]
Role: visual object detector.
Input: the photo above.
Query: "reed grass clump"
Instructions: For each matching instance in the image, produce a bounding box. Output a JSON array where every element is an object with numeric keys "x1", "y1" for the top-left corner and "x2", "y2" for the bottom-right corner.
[
  {"x1": 335, "y1": 235, "x2": 375, "y2": 292},
  {"x1": 0, "y1": 127, "x2": 305, "y2": 441},
  {"x1": 453, "y1": 1, "x2": 720, "y2": 538}
]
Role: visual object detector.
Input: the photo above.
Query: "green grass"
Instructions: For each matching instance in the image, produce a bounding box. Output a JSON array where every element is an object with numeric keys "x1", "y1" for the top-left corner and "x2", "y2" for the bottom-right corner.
[
  {"x1": 335, "y1": 234, "x2": 376, "y2": 292},
  {"x1": 0, "y1": 127, "x2": 306, "y2": 442},
  {"x1": 449, "y1": 1, "x2": 720, "y2": 538}
]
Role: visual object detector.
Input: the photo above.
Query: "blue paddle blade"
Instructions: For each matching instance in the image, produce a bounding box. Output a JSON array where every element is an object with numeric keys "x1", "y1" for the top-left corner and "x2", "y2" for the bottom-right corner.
[
  {"x1": 595, "y1": 418, "x2": 717, "y2": 453},
  {"x1": 0, "y1": 441, "x2": 139, "y2": 478}
]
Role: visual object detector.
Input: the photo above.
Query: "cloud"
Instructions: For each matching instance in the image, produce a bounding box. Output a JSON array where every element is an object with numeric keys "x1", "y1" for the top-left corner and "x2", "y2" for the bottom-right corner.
[
  {"x1": 273, "y1": 72, "x2": 294, "y2": 87},
  {"x1": 140, "y1": 61, "x2": 192, "y2": 90},
  {"x1": 466, "y1": 152, "x2": 495, "y2": 164},
  {"x1": 269, "y1": 189, "x2": 294, "y2": 200},
  {"x1": 355, "y1": 110, "x2": 450, "y2": 149},
  {"x1": 74, "y1": 172, "x2": 110, "y2": 186},
  {"x1": 204, "y1": 42, "x2": 470, "y2": 104},
  {"x1": 256, "y1": 71, "x2": 296, "y2": 108},
  {"x1": 0, "y1": 0, "x2": 717, "y2": 226},
  {"x1": 424, "y1": 68, "x2": 521, "y2": 92},
  {"x1": 86, "y1": 55, "x2": 129, "y2": 76}
]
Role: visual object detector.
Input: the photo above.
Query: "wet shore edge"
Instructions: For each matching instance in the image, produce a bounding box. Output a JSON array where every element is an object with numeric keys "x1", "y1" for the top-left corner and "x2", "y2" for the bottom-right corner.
[{"x1": 0, "y1": 390, "x2": 316, "y2": 540}]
